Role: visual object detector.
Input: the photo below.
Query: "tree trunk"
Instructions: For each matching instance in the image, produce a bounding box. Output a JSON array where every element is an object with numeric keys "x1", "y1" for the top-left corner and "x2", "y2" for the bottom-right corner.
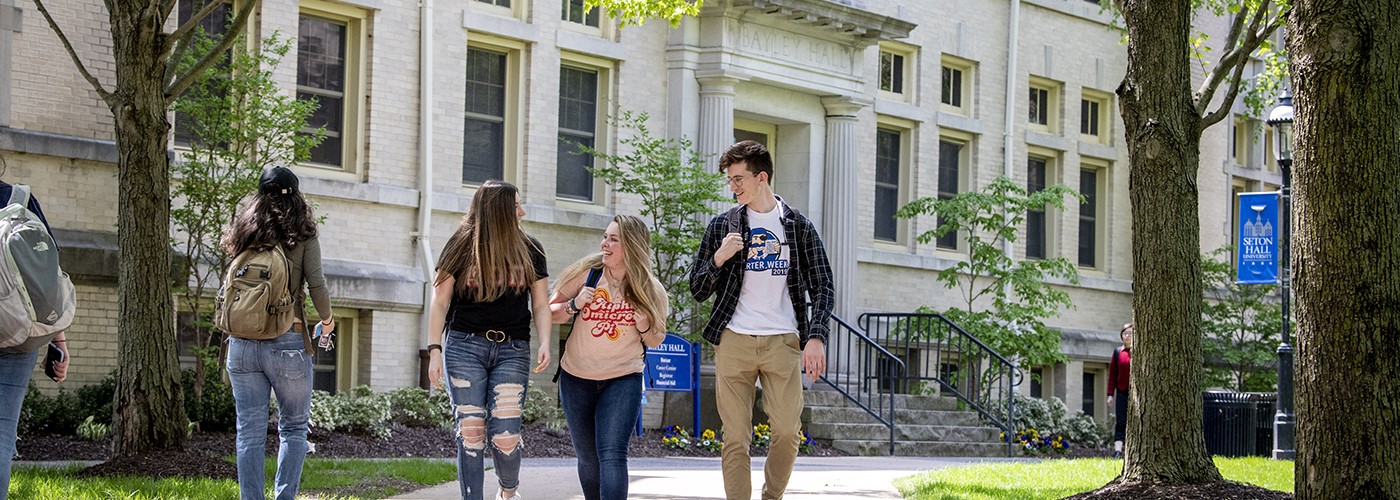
[
  {"x1": 1289, "y1": 1, "x2": 1400, "y2": 497},
  {"x1": 1114, "y1": 0, "x2": 1222, "y2": 484},
  {"x1": 107, "y1": 3, "x2": 188, "y2": 456}
]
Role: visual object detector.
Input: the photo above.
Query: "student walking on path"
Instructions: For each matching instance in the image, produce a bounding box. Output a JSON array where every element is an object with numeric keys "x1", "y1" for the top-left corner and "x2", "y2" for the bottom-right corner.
[
  {"x1": 690, "y1": 141, "x2": 834, "y2": 500},
  {"x1": 222, "y1": 166, "x2": 336, "y2": 500},
  {"x1": 427, "y1": 180, "x2": 551, "y2": 500},
  {"x1": 548, "y1": 214, "x2": 669, "y2": 500}
]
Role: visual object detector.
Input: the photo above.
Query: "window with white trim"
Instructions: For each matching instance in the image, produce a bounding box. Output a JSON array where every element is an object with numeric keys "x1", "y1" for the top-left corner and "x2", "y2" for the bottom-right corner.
[
  {"x1": 1026, "y1": 154, "x2": 1053, "y2": 259},
  {"x1": 878, "y1": 43, "x2": 916, "y2": 102},
  {"x1": 874, "y1": 123, "x2": 909, "y2": 243},
  {"x1": 936, "y1": 134, "x2": 970, "y2": 250},
  {"x1": 557, "y1": 55, "x2": 612, "y2": 203},
  {"x1": 941, "y1": 56, "x2": 974, "y2": 115},
  {"x1": 297, "y1": 1, "x2": 366, "y2": 175},
  {"x1": 1079, "y1": 162, "x2": 1107, "y2": 269},
  {"x1": 1028, "y1": 76, "x2": 1060, "y2": 132},
  {"x1": 562, "y1": 0, "x2": 600, "y2": 27},
  {"x1": 1080, "y1": 89, "x2": 1111, "y2": 143},
  {"x1": 464, "y1": 46, "x2": 510, "y2": 183},
  {"x1": 173, "y1": 0, "x2": 232, "y2": 148}
]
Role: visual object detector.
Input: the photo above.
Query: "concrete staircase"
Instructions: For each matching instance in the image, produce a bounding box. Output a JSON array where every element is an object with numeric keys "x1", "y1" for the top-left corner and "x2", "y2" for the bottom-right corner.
[{"x1": 803, "y1": 389, "x2": 1009, "y2": 457}]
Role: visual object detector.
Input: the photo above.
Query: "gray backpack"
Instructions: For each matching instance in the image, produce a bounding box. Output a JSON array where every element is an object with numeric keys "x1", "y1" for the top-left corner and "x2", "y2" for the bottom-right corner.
[{"x1": 0, "y1": 185, "x2": 77, "y2": 353}]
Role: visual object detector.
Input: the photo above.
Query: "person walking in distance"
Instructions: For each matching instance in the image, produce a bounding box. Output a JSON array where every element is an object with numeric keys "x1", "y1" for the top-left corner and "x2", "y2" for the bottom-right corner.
[
  {"x1": 690, "y1": 141, "x2": 834, "y2": 500},
  {"x1": 1108, "y1": 323, "x2": 1133, "y2": 459},
  {"x1": 549, "y1": 215, "x2": 668, "y2": 500},
  {"x1": 222, "y1": 166, "x2": 336, "y2": 500},
  {"x1": 427, "y1": 180, "x2": 551, "y2": 500}
]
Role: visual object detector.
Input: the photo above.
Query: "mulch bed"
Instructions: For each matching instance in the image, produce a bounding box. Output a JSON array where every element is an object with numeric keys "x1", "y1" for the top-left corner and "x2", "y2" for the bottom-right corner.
[
  {"x1": 17, "y1": 422, "x2": 845, "y2": 464},
  {"x1": 74, "y1": 450, "x2": 237, "y2": 480},
  {"x1": 1063, "y1": 481, "x2": 1293, "y2": 499}
]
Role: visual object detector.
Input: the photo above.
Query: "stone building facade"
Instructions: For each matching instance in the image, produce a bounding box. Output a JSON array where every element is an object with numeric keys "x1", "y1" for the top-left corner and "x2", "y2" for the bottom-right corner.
[{"x1": 0, "y1": 0, "x2": 1282, "y2": 423}]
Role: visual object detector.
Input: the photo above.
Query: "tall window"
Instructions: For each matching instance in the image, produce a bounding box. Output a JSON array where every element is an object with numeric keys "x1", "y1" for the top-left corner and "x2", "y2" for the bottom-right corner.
[
  {"x1": 1029, "y1": 86, "x2": 1050, "y2": 126},
  {"x1": 1232, "y1": 116, "x2": 1249, "y2": 166},
  {"x1": 298, "y1": 14, "x2": 348, "y2": 168},
  {"x1": 941, "y1": 66, "x2": 963, "y2": 107},
  {"x1": 1026, "y1": 157, "x2": 1048, "y2": 259},
  {"x1": 173, "y1": 0, "x2": 231, "y2": 147},
  {"x1": 1079, "y1": 168, "x2": 1099, "y2": 267},
  {"x1": 1082, "y1": 371, "x2": 1097, "y2": 416},
  {"x1": 874, "y1": 128, "x2": 902, "y2": 242},
  {"x1": 562, "y1": 0, "x2": 599, "y2": 27},
  {"x1": 879, "y1": 51, "x2": 905, "y2": 94},
  {"x1": 476, "y1": 0, "x2": 509, "y2": 6},
  {"x1": 1031, "y1": 367, "x2": 1044, "y2": 398},
  {"x1": 557, "y1": 65, "x2": 599, "y2": 201},
  {"x1": 464, "y1": 48, "x2": 508, "y2": 183},
  {"x1": 936, "y1": 140, "x2": 964, "y2": 249}
]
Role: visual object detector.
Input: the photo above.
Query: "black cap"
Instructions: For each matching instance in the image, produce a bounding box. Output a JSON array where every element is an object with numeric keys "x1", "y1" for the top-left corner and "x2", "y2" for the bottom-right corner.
[{"x1": 259, "y1": 166, "x2": 299, "y2": 195}]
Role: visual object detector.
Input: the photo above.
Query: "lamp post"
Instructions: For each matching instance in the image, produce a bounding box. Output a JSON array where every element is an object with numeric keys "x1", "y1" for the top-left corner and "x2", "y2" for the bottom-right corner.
[{"x1": 1266, "y1": 90, "x2": 1295, "y2": 460}]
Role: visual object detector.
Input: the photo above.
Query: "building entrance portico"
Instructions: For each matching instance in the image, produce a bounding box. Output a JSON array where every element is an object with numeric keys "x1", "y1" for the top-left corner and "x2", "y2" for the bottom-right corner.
[{"x1": 672, "y1": 0, "x2": 914, "y2": 319}]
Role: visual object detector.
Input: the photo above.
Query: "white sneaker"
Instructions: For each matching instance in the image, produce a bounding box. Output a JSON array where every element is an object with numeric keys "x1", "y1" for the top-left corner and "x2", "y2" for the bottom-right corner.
[{"x1": 495, "y1": 489, "x2": 520, "y2": 500}]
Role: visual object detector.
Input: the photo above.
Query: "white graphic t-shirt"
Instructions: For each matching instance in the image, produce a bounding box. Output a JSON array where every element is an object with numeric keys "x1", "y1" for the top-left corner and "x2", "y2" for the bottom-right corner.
[{"x1": 727, "y1": 202, "x2": 799, "y2": 336}]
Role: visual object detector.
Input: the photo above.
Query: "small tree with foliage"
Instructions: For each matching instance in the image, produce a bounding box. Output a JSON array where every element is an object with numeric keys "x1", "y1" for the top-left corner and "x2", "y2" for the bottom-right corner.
[
  {"x1": 1200, "y1": 248, "x2": 1280, "y2": 391},
  {"x1": 579, "y1": 111, "x2": 729, "y2": 340},
  {"x1": 170, "y1": 30, "x2": 322, "y2": 408},
  {"x1": 586, "y1": 0, "x2": 700, "y2": 27},
  {"x1": 896, "y1": 176, "x2": 1082, "y2": 371}
]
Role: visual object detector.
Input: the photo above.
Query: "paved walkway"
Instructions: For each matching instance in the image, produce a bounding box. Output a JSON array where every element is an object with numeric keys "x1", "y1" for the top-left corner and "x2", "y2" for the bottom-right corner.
[{"x1": 388, "y1": 456, "x2": 1033, "y2": 499}]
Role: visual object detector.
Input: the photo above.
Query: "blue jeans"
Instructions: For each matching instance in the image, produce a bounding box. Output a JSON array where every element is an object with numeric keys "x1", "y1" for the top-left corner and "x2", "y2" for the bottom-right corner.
[
  {"x1": 227, "y1": 330, "x2": 313, "y2": 500},
  {"x1": 443, "y1": 330, "x2": 531, "y2": 500},
  {"x1": 558, "y1": 370, "x2": 641, "y2": 500},
  {"x1": 0, "y1": 349, "x2": 38, "y2": 500}
]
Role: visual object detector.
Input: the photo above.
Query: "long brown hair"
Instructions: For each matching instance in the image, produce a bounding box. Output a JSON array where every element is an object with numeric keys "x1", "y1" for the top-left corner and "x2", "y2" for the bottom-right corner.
[
  {"x1": 554, "y1": 215, "x2": 668, "y2": 334},
  {"x1": 435, "y1": 180, "x2": 538, "y2": 302},
  {"x1": 221, "y1": 188, "x2": 318, "y2": 256}
]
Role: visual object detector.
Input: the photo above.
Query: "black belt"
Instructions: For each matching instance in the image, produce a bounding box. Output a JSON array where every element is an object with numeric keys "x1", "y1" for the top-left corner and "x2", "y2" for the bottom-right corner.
[{"x1": 467, "y1": 329, "x2": 510, "y2": 343}]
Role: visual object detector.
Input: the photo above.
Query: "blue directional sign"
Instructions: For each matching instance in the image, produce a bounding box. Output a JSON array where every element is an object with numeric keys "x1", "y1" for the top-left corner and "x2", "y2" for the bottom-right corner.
[
  {"x1": 1236, "y1": 192, "x2": 1281, "y2": 285},
  {"x1": 644, "y1": 333, "x2": 694, "y2": 392}
]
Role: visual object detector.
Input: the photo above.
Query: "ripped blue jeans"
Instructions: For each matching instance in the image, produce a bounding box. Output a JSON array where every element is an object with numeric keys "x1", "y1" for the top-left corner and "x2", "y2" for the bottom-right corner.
[
  {"x1": 443, "y1": 330, "x2": 531, "y2": 500},
  {"x1": 227, "y1": 330, "x2": 313, "y2": 500}
]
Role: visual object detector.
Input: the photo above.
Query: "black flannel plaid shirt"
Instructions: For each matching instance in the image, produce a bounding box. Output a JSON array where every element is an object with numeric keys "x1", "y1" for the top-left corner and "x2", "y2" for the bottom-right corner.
[{"x1": 689, "y1": 198, "x2": 834, "y2": 348}]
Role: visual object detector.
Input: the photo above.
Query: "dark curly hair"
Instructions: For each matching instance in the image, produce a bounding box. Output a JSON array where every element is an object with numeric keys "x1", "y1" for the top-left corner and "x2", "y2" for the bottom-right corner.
[{"x1": 220, "y1": 190, "x2": 319, "y2": 256}]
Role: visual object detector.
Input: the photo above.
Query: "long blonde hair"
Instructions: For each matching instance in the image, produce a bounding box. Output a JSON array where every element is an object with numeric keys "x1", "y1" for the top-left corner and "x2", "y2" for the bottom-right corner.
[
  {"x1": 435, "y1": 180, "x2": 539, "y2": 302},
  {"x1": 555, "y1": 215, "x2": 668, "y2": 334}
]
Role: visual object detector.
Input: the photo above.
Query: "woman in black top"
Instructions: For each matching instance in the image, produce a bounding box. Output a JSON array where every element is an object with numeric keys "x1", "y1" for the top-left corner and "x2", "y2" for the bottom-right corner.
[{"x1": 426, "y1": 180, "x2": 551, "y2": 500}]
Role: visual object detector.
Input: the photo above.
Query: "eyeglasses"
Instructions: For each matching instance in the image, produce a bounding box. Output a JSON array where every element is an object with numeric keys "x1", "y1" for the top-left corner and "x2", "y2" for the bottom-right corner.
[{"x1": 726, "y1": 174, "x2": 752, "y2": 186}]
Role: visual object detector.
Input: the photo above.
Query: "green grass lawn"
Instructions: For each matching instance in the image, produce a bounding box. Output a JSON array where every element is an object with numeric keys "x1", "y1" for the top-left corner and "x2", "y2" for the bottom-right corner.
[
  {"x1": 896, "y1": 457, "x2": 1294, "y2": 500},
  {"x1": 9, "y1": 458, "x2": 457, "y2": 500}
]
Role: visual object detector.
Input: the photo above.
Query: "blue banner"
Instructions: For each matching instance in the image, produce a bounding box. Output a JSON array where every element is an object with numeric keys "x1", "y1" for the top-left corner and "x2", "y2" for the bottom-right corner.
[{"x1": 1235, "y1": 192, "x2": 1280, "y2": 285}]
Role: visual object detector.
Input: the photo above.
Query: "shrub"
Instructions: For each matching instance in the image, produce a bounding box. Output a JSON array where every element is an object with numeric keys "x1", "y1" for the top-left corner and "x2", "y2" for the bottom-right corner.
[
  {"x1": 19, "y1": 384, "x2": 83, "y2": 435},
  {"x1": 181, "y1": 368, "x2": 236, "y2": 432},
  {"x1": 76, "y1": 415, "x2": 111, "y2": 441},
  {"x1": 521, "y1": 386, "x2": 562, "y2": 424},
  {"x1": 74, "y1": 372, "x2": 116, "y2": 426},
  {"x1": 991, "y1": 394, "x2": 1109, "y2": 451},
  {"x1": 309, "y1": 385, "x2": 392, "y2": 439},
  {"x1": 387, "y1": 386, "x2": 451, "y2": 428}
]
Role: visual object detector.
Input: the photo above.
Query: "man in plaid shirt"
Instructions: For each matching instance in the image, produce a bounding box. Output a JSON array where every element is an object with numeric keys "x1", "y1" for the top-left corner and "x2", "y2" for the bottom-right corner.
[{"x1": 690, "y1": 141, "x2": 834, "y2": 500}]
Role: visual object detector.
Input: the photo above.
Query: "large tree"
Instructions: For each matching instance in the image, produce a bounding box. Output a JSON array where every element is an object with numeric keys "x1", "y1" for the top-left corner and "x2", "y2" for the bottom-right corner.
[
  {"x1": 1288, "y1": 0, "x2": 1400, "y2": 496},
  {"x1": 1104, "y1": 0, "x2": 1285, "y2": 490},
  {"x1": 32, "y1": 0, "x2": 255, "y2": 456}
]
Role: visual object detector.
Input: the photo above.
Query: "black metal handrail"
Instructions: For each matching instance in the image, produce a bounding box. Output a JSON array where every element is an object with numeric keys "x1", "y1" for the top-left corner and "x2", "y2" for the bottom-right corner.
[
  {"x1": 859, "y1": 313, "x2": 1022, "y2": 456},
  {"x1": 815, "y1": 313, "x2": 905, "y2": 455}
]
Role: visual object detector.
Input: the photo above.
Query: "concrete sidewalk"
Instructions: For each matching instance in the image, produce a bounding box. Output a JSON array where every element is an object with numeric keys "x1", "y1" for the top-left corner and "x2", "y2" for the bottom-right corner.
[{"x1": 388, "y1": 456, "x2": 1033, "y2": 499}]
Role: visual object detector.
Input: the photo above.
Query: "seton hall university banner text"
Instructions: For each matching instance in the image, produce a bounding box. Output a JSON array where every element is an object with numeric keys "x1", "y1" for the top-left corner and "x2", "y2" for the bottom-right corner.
[{"x1": 1235, "y1": 192, "x2": 1281, "y2": 285}]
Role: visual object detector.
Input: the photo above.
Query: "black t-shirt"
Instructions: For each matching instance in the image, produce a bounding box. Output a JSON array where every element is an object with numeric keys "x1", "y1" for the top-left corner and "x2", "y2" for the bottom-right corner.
[{"x1": 445, "y1": 235, "x2": 548, "y2": 340}]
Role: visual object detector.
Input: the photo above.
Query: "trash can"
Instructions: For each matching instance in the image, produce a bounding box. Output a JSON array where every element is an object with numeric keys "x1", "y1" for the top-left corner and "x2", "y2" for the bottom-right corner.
[
  {"x1": 1202, "y1": 391, "x2": 1258, "y2": 457},
  {"x1": 1245, "y1": 392, "x2": 1278, "y2": 456}
]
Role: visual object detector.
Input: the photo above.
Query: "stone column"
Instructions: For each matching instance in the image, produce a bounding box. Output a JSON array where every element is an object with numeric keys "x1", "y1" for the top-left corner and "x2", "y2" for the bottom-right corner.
[
  {"x1": 820, "y1": 96, "x2": 869, "y2": 320},
  {"x1": 696, "y1": 73, "x2": 742, "y2": 170}
]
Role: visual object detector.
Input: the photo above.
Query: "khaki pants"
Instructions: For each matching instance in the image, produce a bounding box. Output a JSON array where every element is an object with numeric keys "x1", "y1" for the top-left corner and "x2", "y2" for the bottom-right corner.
[{"x1": 714, "y1": 329, "x2": 804, "y2": 500}]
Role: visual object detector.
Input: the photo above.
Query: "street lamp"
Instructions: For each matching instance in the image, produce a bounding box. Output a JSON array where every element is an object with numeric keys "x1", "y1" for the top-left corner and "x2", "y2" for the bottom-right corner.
[{"x1": 1266, "y1": 90, "x2": 1295, "y2": 460}]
